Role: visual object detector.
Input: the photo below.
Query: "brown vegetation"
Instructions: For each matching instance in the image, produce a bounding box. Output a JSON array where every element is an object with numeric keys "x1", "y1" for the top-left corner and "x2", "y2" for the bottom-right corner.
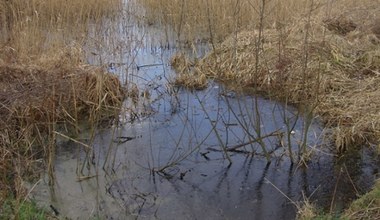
[
  {"x1": 140, "y1": 0, "x2": 312, "y2": 43},
  {"x1": 0, "y1": 0, "x2": 124, "y2": 210},
  {"x1": 143, "y1": 0, "x2": 380, "y2": 152},
  {"x1": 0, "y1": 55, "x2": 124, "y2": 205},
  {"x1": 140, "y1": 0, "x2": 379, "y2": 43},
  {"x1": 0, "y1": 0, "x2": 121, "y2": 61},
  {"x1": 170, "y1": 53, "x2": 207, "y2": 90},
  {"x1": 194, "y1": 26, "x2": 380, "y2": 151}
]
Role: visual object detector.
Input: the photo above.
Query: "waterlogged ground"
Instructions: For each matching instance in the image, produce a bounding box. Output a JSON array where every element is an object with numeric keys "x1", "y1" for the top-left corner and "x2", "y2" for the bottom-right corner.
[{"x1": 28, "y1": 1, "x2": 380, "y2": 219}]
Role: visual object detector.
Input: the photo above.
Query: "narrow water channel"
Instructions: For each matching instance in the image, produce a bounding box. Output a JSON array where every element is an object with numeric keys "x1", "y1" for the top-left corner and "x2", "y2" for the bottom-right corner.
[{"x1": 28, "y1": 1, "x2": 379, "y2": 219}]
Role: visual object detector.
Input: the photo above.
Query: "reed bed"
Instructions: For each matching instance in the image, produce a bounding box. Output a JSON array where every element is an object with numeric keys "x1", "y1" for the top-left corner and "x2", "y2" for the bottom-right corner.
[
  {"x1": 140, "y1": 0, "x2": 378, "y2": 43},
  {"x1": 0, "y1": 0, "x2": 121, "y2": 61},
  {"x1": 140, "y1": 0, "x2": 309, "y2": 43},
  {"x1": 0, "y1": 48, "x2": 124, "y2": 211},
  {"x1": 0, "y1": 0, "x2": 124, "y2": 212}
]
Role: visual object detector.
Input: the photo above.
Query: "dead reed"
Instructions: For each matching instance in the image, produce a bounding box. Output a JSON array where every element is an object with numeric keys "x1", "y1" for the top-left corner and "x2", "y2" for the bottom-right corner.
[
  {"x1": 140, "y1": 0, "x2": 311, "y2": 43},
  {"x1": 170, "y1": 53, "x2": 207, "y2": 90},
  {"x1": 0, "y1": 0, "x2": 121, "y2": 62},
  {"x1": 296, "y1": 199, "x2": 317, "y2": 220},
  {"x1": 0, "y1": 0, "x2": 124, "y2": 211},
  {"x1": 0, "y1": 48, "x2": 124, "y2": 207},
  {"x1": 140, "y1": 0, "x2": 377, "y2": 43}
]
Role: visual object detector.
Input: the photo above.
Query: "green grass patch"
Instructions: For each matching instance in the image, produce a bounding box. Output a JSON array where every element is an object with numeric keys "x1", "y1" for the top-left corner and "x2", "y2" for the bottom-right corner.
[
  {"x1": 298, "y1": 180, "x2": 380, "y2": 220},
  {"x1": 343, "y1": 180, "x2": 380, "y2": 219},
  {"x1": 0, "y1": 198, "x2": 47, "y2": 220}
]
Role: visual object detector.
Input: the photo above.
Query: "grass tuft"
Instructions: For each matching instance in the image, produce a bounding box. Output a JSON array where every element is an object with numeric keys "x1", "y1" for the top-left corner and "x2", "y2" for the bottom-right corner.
[{"x1": 170, "y1": 53, "x2": 208, "y2": 90}]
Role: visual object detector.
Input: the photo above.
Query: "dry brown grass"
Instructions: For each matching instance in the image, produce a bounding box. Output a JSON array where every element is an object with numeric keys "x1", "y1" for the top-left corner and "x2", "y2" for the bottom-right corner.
[
  {"x1": 0, "y1": 0, "x2": 124, "y2": 210},
  {"x1": 0, "y1": 0, "x2": 121, "y2": 62},
  {"x1": 0, "y1": 48, "x2": 124, "y2": 207},
  {"x1": 296, "y1": 200, "x2": 318, "y2": 220},
  {"x1": 143, "y1": 0, "x2": 380, "y2": 152},
  {"x1": 140, "y1": 0, "x2": 310, "y2": 43},
  {"x1": 140, "y1": 0, "x2": 379, "y2": 43},
  {"x1": 170, "y1": 53, "x2": 208, "y2": 90}
]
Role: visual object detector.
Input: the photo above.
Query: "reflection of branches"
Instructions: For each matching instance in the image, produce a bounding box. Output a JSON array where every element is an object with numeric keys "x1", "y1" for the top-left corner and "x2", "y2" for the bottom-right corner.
[
  {"x1": 256, "y1": 162, "x2": 271, "y2": 201},
  {"x1": 162, "y1": 92, "x2": 208, "y2": 166},
  {"x1": 265, "y1": 177, "x2": 299, "y2": 209},
  {"x1": 152, "y1": 120, "x2": 215, "y2": 173},
  {"x1": 195, "y1": 92, "x2": 232, "y2": 165},
  {"x1": 224, "y1": 96, "x2": 273, "y2": 158},
  {"x1": 215, "y1": 166, "x2": 231, "y2": 196},
  {"x1": 238, "y1": 156, "x2": 254, "y2": 198},
  {"x1": 160, "y1": 103, "x2": 190, "y2": 167},
  {"x1": 237, "y1": 96, "x2": 257, "y2": 153}
]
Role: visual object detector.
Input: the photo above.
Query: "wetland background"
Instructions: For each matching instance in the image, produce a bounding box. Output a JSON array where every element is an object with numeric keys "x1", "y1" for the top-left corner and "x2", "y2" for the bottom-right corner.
[{"x1": 1, "y1": 0, "x2": 380, "y2": 219}]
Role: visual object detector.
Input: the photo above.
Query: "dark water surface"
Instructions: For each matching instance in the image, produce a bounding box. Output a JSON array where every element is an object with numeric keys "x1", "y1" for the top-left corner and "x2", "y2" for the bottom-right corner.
[{"x1": 28, "y1": 1, "x2": 380, "y2": 219}]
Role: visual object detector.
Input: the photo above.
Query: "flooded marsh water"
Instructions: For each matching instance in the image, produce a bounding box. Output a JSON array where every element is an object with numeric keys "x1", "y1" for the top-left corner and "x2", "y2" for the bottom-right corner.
[{"x1": 28, "y1": 1, "x2": 380, "y2": 219}]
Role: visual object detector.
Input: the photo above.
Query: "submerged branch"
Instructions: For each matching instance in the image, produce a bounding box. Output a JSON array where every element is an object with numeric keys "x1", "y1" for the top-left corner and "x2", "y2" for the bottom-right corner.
[{"x1": 226, "y1": 129, "x2": 283, "y2": 151}]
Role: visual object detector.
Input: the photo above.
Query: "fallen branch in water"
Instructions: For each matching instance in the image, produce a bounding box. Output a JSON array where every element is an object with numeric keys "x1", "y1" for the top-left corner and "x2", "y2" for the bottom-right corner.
[
  {"x1": 205, "y1": 129, "x2": 283, "y2": 154},
  {"x1": 76, "y1": 175, "x2": 98, "y2": 182},
  {"x1": 226, "y1": 129, "x2": 283, "y2": 151}
]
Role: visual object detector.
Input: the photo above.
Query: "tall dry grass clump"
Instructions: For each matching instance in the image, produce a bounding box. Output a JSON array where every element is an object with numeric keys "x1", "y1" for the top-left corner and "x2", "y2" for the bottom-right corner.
[
  {"x1": 143, "y1": 0, "x2": 380, "y2": 152},
  {"x1": 0, "y1": 0, "x2": 121, "y2": 62},
  {"x1": 140, "y1": 0, "x2": 360, "y2": 43},
  {"x1": 140, "y1": 0, "x2": 378, "y2": 38},
  {"x1": 140, "y1": 0, "x2": 306, "y2": 42},
  {"x1": 0, "y1": 0, "x2": 124, "y2": 211},
  {"x1": 0, "y1": 51, "x2": 124, "y2": 203}
]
